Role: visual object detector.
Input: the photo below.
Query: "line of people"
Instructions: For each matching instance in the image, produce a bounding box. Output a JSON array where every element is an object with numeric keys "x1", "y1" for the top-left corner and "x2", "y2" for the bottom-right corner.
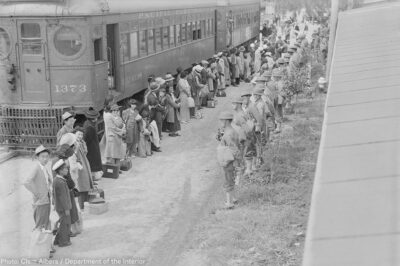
[{"x1": 216, "y1": 17, "x2": 323, "y2": 209}]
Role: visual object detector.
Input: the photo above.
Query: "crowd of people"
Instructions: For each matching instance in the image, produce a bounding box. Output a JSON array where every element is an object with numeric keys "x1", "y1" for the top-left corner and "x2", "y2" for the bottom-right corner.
[
  {"x1": 22, "y1": 13, "x2": 327, "y2": 258},
  {"x1": 216, "y1": 16, "x2": 328, "y2": 209}
]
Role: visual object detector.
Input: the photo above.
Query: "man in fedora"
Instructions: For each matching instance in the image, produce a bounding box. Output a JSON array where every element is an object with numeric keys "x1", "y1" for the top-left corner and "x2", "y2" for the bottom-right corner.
[
  {"x1": 24, "y1": 145, "x2": 53, "y2": 231},
  {"x1": 57, "y1": 112, "x2": 76, "y2": 146},
  {"x1": 83, "y1": 108, "x2": 103, "y2": 181}
]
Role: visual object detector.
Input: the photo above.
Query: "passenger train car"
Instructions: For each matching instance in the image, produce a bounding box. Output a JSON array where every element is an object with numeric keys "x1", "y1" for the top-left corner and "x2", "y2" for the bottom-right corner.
[{"x1": 0, "y1": 0, "x2": 260, "y2": 149}]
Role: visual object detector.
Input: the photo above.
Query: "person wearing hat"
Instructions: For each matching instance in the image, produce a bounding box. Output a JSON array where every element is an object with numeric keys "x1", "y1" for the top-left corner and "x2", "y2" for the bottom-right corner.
[
  {"x1": 233, "y1": 95, "x2": 257, "y2": 177},
  {"x1": 164, "y1": 72, "x2": 175, "y2": 96},
  {"x1": 222, "y1": 51, "x2": 231, "y2": 87},
  {"x1": 192, "y1": 64, "x2": 208, "y2": 109},
  {"x1": 217, "y1": 111, "x2": 240, "y2": 209},
  {"x1": 254, "y1": 46, "x2": 263, "y2": 74},
  {"x1": 57, "y1": 112, "x2": 76, "y2": 146},
  {"x1": 207, "y1": 62, "x2": 219, "y2": 99},
  {"x1": 122, "y1": 99, "x2": 141, "y2": 157},
  {"x1": 177, "y1": 71, "x2": 191, "y2": 123},
  {"x1": 83, "y1": 108, "x2": 102, "y2": 181},
  {"x1": 252, "y1": 86, "x2": 272, "y2": 163},
  {"x1": 52, "y1": 138, "x2": 80, "y2": 236},
  {"x1": 23, "y1": 145, "x2": 53, "y2": 238},
  {"x1": 103, "y1": 104, "x2": 126, "y2": 165},
  {"x1": 216, "y1": 53, "x2": 226, "y2": 90},
  {"x1": 147, "y1": 82, "x2": 163, "y2": 139},
  {"x1": 229, "y1": 49, "x2": 239, "y2": 86},
  {"x1": 52, "y1": 159, "x2": 72, "y2": 247},
  {"x1": 241, "y1": 91, "x2": 262, "y2": 171},
  {"x1": 69, "y1": 126, "x2": 94, "y2": 211}
]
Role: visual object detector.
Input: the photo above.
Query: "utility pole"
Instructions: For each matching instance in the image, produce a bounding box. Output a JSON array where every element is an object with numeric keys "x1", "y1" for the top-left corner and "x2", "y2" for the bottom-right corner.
[{"x1": 326, "y1": 0, "x2": 339, "y2": 81}]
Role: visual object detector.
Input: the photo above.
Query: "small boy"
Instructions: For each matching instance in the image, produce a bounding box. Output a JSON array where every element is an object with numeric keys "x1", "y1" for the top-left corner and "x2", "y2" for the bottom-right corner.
[{"x1": 52, "y1": 159, "x2": 72, "y2": 247}]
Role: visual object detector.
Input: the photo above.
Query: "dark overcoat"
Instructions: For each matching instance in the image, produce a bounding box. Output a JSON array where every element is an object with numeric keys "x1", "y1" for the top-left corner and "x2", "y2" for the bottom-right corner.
[{"x1": 83, "y1": 120, "x2": 102, "y2": 172}]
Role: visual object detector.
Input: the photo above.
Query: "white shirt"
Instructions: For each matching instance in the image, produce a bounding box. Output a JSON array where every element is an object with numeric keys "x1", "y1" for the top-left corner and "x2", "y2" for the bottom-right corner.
[{"x1": 38, "y1": 162, "x2": 51, "y2": 188}]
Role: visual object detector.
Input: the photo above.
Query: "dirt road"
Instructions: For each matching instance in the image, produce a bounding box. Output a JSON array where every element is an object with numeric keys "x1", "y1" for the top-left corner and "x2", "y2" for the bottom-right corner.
[{"x1": 0, "y1": 84, "x2": 248, "y2": 265}]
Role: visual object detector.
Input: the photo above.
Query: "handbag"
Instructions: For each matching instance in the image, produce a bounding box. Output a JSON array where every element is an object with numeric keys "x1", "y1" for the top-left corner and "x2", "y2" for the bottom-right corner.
[
  {"x1": 29, "y1": 228, "x2": 53, "y2": 259},
  {"x1": 188, "y1": 97, "x2": 195, "y2": 108},
  {"x1": 120, "y1": 157, "x2": 132, "y2": 171}
]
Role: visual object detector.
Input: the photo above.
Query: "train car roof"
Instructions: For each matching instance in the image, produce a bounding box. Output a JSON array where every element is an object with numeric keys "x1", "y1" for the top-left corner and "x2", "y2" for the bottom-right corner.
[
  {"x1": 302, "y1": 2, "x2": 400, "y2": 266},
  {"x1": 0, "y1": 0, "x2": 259, "y2": 17}
]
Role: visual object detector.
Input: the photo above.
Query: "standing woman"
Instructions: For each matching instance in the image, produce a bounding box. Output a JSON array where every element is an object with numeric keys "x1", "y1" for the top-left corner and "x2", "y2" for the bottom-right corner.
[
  {"x1": 165, "y1": 86, "x2": 181, "y2": 137},
  {"x1": 122, "y1": 99, "x2": 140, "y2": 157},
  {"x1": 70, "y1": 127, "x2": 94, "y2": 211},
  {"x1": 177, "y1": 71, "x2": 191, "y2": 124},
  {"x1": 104, "y1": 104, "x2": 126, "y2": 165},
  {"x1": 83, "y1": 108, "x2": 102, "y2": 181}
]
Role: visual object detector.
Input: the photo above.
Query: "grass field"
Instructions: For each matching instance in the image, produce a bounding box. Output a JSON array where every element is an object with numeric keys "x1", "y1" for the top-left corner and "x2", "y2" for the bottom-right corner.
[{"x1": 177, "y1": 91, "x2": 326, "y2": 266}]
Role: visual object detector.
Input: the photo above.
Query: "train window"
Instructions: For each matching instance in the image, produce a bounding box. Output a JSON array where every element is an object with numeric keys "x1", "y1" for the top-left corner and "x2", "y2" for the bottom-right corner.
[
  {"x1": 139, "y1": 30, "x2": 147, "y2": 56},
  {"x1": 206, "y1": 19, "x2": 210, "y2": 37},
  {"x1": 120, "y1": 34, "x2": 129, "y2": 61},
  {"x1": 201, "y1": 20, "x2": 205, "y2": 39},
  {"x1": 181, "y1": 24, "x2": 186, "y2": 43},
  {"x1": 162, "y1": 27, "x2": 169, "y2": 49},
  {"x1": 129, "y1": 32, "x2": 139, "y2": 58},
  {"x1": 21, "y1": 23, "x2": 41, "y2": 55},
  {"x1": 192, "y1": 22, "x2": 197, "y2": 41},
  {"x1": 155, "y1": 28, "x2": 162, "y2": 52},
  {"x1": 211, "y1": 19, "x2": 214, "y2": 35},
  {"x1": 54, "y1": 26, "x2": 82, "y2": 57},
  {"x1": 187, "y1": 22, "x2": 192, "y2": 42},
  {"x1": 148, "y1": 29, "x2": 155, "y2": 54},
  {"x1": 176, "y1": 25, "x2": 181, "y2": 45},
  {"x1": 94, "y1": 38, "x2": 103, "y2": 61},
  {"x1": 0, "y1": 28, "x2": 11, "y2": 59},
  {"x1": 248, "y1": 13, "x2": 251, "y2": 25},
  {"x1": 170, "y1": 25, "x2": 175, "y2": 47}
]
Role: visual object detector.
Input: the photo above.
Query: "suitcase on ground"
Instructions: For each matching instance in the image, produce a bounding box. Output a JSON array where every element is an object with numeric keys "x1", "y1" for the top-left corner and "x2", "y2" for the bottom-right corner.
[
  {"x1": 102, "y1": 163, "x2": 120, "y2": 179},
  {"x1": 207, "y1": 100, "x2": 216, "y2": 108},
  {"x1": 88, "y1": 188, "x2": 105, "y2": 202},
  {"x1": 120, "y1": 158, "x2": 132, "y2": 171}
]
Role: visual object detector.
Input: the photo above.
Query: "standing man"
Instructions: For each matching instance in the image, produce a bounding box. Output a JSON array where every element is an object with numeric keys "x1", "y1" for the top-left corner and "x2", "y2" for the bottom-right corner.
[
  {"x1": 57, "y1": 112, "x2": 76, "y2": 146},
  {"x1": 23, "y1": 145, "x2": 53, "y2": 231},
  {"x1": 216, "y1": 111, "x2": 240, "y2": 209},
  {"x1": 52, "y1": 160, "x2": 72, "y2": 247}
]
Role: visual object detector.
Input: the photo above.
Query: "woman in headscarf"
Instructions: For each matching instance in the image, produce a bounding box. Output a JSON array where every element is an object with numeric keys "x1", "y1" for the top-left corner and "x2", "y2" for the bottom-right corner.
[
  {"x1": 165, "y1": 85, "x2": 181, "y2": 137},
  {"x1": 177, "y1": 71, "x2": 191, "y2": 124}
]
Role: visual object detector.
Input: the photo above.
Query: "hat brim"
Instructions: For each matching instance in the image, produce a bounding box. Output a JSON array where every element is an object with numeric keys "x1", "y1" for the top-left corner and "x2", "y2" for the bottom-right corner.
[
  {"x1": 35, "y1": 148, "x2": 50, "y2": 155},
  {"x1": 164, "y1": 78, "x2": 174, "y2": 81}
]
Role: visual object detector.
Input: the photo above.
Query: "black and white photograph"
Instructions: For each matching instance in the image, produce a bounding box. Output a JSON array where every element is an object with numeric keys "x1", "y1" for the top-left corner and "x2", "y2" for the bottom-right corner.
[{"x1": 0, "y1": 0, "x2": 391, "y2": 265}]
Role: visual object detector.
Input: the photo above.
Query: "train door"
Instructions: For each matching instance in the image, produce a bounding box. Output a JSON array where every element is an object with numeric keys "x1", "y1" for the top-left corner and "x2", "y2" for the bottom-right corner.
[
  {"x1": 106, "y1": 24, "x2": 119, "y2": 90},
  {"x1": 17, "y1": 20, "x2": 50, "y2": 104}
]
